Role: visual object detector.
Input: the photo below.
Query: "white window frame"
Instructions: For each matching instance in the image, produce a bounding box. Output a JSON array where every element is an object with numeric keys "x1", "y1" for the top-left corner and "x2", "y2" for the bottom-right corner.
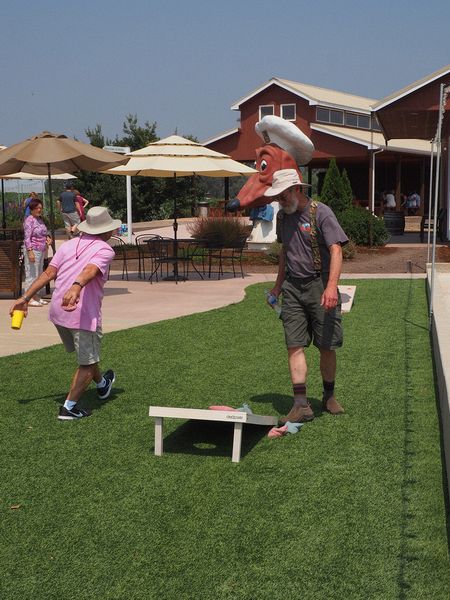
[
  {"x1": 345, "y1": 112, "x2": 359, "y2": 127},
  {"x1": 259, "y1": 105, "x2": 274, "y2": 120},
  {"x1": 316, "y1": 107, "x2": 330, "y2": 123},
  {"x1": 281, "y1": 103, "x2": 296, "y2": 121}
]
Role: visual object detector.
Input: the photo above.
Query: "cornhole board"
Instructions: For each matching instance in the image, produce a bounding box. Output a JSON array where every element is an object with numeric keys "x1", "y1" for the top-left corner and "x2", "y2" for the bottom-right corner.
[
  {"x1": 149, "y1": 406, "x2": 278, "y2": 463},
  {"x1": 338, "y1": 285, "x2": 356, "y2": 313}
]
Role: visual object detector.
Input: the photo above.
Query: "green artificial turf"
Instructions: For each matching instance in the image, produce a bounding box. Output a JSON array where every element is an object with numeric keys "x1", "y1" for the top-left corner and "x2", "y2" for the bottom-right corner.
[{"x1": 0, "y1": 279, "x2": 449, "y2": 599}]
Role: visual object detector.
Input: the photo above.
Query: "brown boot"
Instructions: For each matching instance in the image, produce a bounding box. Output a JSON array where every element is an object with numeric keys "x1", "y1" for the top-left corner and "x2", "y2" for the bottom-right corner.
[
  {"x1": 280, "y1": 402, "x2": 315, "y2": 424},
  {"x1": 322, "y1": 395, "x2": 344, "y2": 415}
]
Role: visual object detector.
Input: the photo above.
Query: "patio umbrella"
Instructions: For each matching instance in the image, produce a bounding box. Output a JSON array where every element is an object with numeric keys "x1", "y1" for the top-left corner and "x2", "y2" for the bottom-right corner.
[
  {"x1": 106, "y1": 135, "x2": 256, "y2": 280},
  {"x1": 0, "y1": 131, "x2": 128, "y2": 247},
  {"x1": 107, "y1": 134, "x2": 255, "y2": 235},
  {"x1": 0, "y1": 168, "x2": 76, "y2": 229}
]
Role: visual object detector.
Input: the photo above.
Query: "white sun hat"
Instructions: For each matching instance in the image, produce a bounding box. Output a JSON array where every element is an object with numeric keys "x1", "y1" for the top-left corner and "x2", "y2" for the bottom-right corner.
[
  {"x1": 264, "y1": 169, "x2": 310, "y2": 197},
  {"x1": 77, "y1": 206, "x2": 122, "y2": 235}
]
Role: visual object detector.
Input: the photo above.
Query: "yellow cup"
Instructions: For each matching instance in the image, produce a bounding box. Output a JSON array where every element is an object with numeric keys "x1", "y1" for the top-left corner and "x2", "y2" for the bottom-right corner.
[{"x1": 11, "y1": 310, "x2": 25, "y2": 330}]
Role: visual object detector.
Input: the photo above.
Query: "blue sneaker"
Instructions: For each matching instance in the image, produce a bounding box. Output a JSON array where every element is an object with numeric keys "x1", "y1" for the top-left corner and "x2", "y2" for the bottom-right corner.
[{"x1": 97, "y1": 370, "x2": 116, "y2": 400}]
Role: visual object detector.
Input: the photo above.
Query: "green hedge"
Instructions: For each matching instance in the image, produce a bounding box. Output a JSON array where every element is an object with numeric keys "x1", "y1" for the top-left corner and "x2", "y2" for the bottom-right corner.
[{"x1": 338, "y1": 207, "x2": 389, "y2": 247}]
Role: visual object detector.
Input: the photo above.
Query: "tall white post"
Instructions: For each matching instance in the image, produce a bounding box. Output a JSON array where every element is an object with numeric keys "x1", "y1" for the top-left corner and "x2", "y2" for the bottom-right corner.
[
  {"x1": 126, "y1": 175, "x2": 132, "y2": 244},
  {"x1": 429, "y1": 84, "x2": 446, "y2": 326}
]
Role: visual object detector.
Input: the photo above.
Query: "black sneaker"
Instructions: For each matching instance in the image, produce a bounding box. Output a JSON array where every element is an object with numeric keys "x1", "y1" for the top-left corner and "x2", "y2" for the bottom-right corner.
[
  {"x1": 58, "y1": 404, "x2": 92, "y2": 421},
  {"x1": 97, "y1": 370, "x2": 116, "y2": 400}
]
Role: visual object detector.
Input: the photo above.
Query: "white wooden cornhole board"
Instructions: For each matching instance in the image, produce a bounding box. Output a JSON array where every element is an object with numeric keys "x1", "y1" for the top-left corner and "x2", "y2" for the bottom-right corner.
[
  {"x1": 149, "y1": 406, "x2": 278, "y2": 463},
  {"x1": 338, "y1": 285, "x2": 356, "y2": 313}
]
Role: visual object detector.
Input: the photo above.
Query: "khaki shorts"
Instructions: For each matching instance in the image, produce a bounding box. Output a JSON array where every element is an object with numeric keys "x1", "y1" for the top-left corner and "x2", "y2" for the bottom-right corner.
[
  {"x1": 62, "y1": 211, "x2": 80, "y2": 230},
  {"x1": 55, "y1": 325, "x2": 103, "y2": 365},
  {"x1": 281, "y1": 275, "x2": 343, "y2": 350}
]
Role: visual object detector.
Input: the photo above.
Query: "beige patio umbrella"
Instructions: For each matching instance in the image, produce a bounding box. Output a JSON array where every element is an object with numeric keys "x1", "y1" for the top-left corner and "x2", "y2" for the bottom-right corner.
[
  {"x1": 108, "y1": 135, "x2": 256, "y2": 178},
  {"x1": 106, "y1": 135, "x2": 256, "y2": 280},
  {"x1": 0, "y1": 131, "x2": 128, "y2": 246},
  {"x1": 107, "y1": 134, "x2": 255, "y2": 238}
]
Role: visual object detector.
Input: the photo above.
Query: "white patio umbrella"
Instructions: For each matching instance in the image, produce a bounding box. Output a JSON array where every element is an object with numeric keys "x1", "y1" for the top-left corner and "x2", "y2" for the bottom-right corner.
[
  {"x1": 105, "y1": 135, "x2": 256, "y2": 279},
  {"x1": 107, "y1": 134, "x2": 255, "y2": 234},
  {"x1": 106, "y1": 135, "x2": 256, "y2": 280}
]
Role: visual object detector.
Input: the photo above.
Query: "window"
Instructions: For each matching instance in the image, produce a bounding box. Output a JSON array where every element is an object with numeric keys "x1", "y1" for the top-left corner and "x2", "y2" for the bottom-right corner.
[
  {"x1": 316, "y1": 106, "x2": 344, "y2": 125},
  {"x1": 358, "y1": 114, "x2": 370, "y2": 129},
  {"x1": 281, "y1": 103, "x2": 296, "y2": 120},
  {"x1": 345, "y1": 111, "x2": 373, "y2": 130},
  {"x1": 316, "y1": 107, "x2": 330, "y2": 122},
  {"x1": 259, "y1": 105, "x2": 274, "y2": 120},
  {"x1": 330, "y1": 109, "x2": 344, "y2": 125},
  {"x1": 345, "y1": 112, "x2": 358, "y2": 127}
]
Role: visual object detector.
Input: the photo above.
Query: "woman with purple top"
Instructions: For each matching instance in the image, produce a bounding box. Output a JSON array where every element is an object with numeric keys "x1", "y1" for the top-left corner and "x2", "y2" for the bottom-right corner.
[{"x1": 23, "y1": 199, "x2": 52, "y2": 306}]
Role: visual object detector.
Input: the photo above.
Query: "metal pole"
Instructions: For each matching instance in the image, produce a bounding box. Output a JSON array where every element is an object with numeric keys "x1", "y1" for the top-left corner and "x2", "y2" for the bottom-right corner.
[
  {"x1": 429, "y1": 83, "x2": 446, "y2": 327},
  {"x1": 1, "y1": 179, "x2": 6, "y2": 230},
  {"x1": 47, "y1": 163, "x2": 56, "y2": 253},
  {"x1": 426, "y1": 140, "x2": 435, "y2": 263}
]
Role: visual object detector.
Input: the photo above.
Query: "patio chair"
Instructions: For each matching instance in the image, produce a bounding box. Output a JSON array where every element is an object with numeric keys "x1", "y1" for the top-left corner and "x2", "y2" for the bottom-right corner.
[
  {"x1": 135, "y1": 234, "x2": 163, "y2": 279},
  {"x1": 207, "y1": 235, "x2": 248, "y2": 280},
  {"x1": 146, "y1": 238, "x2": 180, "y2": 283},
  {"x1": 108, "y1": 236, "x2": 129, "y2": 280},
  {"x1": 420, "y1": 208, "x2": 447, "y2": 243}
]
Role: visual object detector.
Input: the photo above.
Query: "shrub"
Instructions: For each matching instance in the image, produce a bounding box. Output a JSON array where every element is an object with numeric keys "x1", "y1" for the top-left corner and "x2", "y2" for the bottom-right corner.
[
  {"x1": 187, "y1": 217, "x2": 251, "y2": 247},
  {"x1": 342, "y1": 239, "x2": 357, "y2": 259},
  {"x1": 338, "y1": 207, "x2": 389, "y2": 247},
  {"x1": 266, "y1": 241, "x2": 282, "y2": 263}
]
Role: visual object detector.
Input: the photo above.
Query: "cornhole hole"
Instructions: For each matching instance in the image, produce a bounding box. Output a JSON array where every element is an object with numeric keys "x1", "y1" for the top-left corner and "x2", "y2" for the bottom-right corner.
[{"x1": 149, "y1": 406, "x2": 278, "y2": 463}]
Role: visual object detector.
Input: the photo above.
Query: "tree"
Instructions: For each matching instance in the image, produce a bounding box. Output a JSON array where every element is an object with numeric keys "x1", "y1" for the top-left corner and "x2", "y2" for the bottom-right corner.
[
  {"x1": 320, "y1": 158, "x2": 345, "y2": 215},
  {"x1": 340, "y1": 168, "x2": 354, "y2": 211},
  {"x1": 74, "y1": 115, "x2": 206, "y2": 222}
]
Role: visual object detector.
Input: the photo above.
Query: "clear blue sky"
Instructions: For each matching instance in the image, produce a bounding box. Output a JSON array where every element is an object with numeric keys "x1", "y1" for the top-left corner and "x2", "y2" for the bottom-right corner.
[{"x1": 1, "y1": 0, "x2": 449, "y2": 146}]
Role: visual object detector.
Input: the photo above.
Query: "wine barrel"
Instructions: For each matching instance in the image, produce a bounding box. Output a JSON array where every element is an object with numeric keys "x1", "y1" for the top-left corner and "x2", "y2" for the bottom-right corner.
[{"x1": 383, "y1": 211, "x2": 405, "y2": 235}]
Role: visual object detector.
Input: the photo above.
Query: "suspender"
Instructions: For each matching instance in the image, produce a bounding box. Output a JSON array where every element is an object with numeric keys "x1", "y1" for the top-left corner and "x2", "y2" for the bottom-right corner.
[
  {"x1": 309, "y1": 201, "x2": 322, "y2": 273},
  {"x1": 278, "y1": 200, "x2": 323, "y2": 274}
]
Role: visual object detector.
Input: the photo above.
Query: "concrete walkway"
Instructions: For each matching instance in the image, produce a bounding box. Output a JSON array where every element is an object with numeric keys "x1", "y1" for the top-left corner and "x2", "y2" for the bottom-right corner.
[{"x1": 0, "y1": 271, "x2": 277, "y2": 357}]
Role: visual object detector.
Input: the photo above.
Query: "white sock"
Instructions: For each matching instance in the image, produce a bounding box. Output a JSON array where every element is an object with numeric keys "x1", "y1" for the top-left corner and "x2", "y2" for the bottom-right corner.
[
  {"x1": 96, "y1": 377, "x2": 106, "y2": 388},
  {"x1": 64, "y1": 399, "x2": 76, "y2": 410}
]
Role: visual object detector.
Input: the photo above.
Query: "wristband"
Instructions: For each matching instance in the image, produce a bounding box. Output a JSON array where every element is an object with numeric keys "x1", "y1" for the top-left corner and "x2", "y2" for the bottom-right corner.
[
  {"x1": 22, "y1": 295, "x2": 31, "y2": 302},
  {"x1": 73, "y1": 281, "x2": 84, "y2": 288}
]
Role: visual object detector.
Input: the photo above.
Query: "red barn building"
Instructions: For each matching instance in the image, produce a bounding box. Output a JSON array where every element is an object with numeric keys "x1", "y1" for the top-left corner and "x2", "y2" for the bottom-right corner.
[{"x1": 204, "y1": 70, "x2": 449, "y2": 218}]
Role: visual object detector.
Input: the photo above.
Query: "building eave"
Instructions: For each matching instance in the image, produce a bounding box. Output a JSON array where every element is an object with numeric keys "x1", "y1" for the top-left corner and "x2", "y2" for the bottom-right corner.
[
  {"x1": 372, "y1": 63, "x2": 450, "y2": 111},
  {"x1": 201, "y1": 128, "x2": 239, "y2": 146}
]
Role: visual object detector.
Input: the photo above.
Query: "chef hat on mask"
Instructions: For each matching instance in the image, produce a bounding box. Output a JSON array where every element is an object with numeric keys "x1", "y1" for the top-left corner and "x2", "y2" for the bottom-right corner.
[{"x1": 255, "y1": 115, "x2": 314, "y2": 166}]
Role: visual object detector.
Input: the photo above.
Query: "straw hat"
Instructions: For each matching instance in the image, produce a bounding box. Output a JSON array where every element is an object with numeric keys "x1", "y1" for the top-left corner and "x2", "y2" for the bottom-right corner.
[{"x1": 77, "y1": 206, "x2": 122, "y2": 235}]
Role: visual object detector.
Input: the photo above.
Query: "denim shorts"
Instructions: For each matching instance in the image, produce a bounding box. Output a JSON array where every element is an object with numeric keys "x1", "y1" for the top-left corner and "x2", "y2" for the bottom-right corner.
[{"x1": 280, "y1": 275, "x2": 343, "y2": 350}]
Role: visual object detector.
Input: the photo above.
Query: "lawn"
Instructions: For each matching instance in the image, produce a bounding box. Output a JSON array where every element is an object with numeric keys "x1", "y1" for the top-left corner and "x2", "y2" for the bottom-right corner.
[{"x1": 1, "y1": 280, "x2": 449, "y2": 600}]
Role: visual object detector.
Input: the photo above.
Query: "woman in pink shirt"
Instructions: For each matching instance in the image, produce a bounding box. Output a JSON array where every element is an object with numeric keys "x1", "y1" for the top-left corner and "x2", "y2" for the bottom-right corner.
[{"x1": 23, "y1": 199, "x2": 52, "y2": 306}]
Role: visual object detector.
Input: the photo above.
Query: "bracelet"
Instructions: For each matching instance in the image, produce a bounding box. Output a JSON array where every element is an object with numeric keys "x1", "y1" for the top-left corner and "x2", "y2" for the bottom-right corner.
[
  {"x1": 72, "y1": 281, "x2": 84, "y2": 288},
  {"x1": 22, "y1": 295, "x2": 31, "y2": 302}
]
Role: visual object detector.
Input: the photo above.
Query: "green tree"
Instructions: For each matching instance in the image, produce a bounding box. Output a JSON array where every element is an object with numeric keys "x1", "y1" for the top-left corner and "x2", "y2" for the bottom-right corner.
[
  {"x1": 340, "y1": 168, "x2": 354, "y2": 211},
  {"x1": 320, "y1": 158, "x2": 345, "y2": 214},
  {"x1": 74, "y1": 115, "x2": 205, "y2": 222}
]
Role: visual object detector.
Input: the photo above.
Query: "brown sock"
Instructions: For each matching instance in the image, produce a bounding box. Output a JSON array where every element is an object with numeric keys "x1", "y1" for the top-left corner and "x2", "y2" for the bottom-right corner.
[
  {"x1": 323, "y1": 380, "x2": 335, "y2": 402},
  {"x1": 293, "y1": 383, "x2": 308, "y2": 407}
]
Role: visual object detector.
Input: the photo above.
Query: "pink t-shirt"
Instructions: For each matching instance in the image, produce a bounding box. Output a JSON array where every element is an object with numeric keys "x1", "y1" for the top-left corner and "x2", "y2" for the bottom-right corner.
[{"x1": 49, "y1": 234, "x2": 115, "y2": 331}]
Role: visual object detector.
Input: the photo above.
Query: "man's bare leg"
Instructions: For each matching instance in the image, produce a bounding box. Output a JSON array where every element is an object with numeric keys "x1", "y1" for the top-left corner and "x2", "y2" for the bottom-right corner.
[
  {"x1": 280, "y1": 347, "x2": 314, "y2": 423},
  {"x1": 67, "y1": 364, "x2": 102, "y2": 403}
]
